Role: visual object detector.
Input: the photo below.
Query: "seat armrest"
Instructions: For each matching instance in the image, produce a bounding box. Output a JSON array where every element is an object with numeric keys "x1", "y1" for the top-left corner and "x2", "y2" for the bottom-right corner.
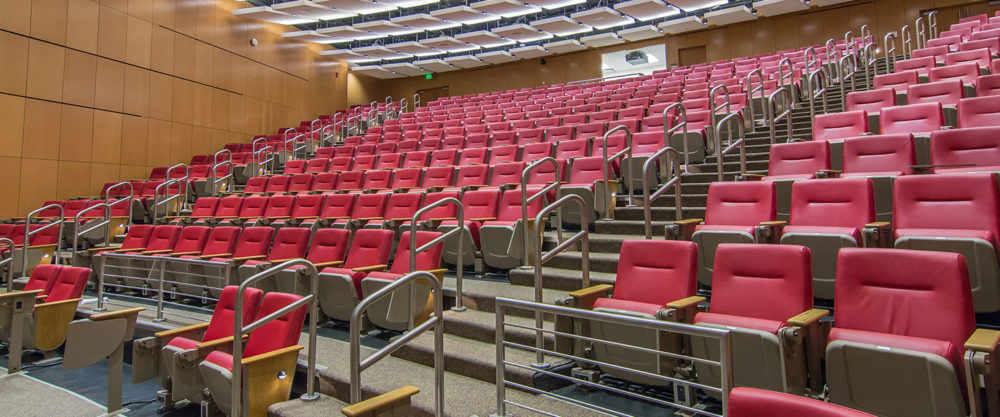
[
  {"x1": 231, "y1": 254, "x2": 267, "y2": 262},
  {"x1": 756, "y1": 220, "x2": 787, "y2": 243},
  {"x1": 461, "y1": 184, "x2": 487, "y2": 192},
  {"x1": 787, "y1": 308, "x2": 829, "y2": 328},
  {"x1": 87, "y1": 246, "x2": 120, "y2": 252},
  {"x1": 469, "y1": 217, "x2": 497, "y2": 222},
  {"x1": 566, "y1": 284, "x2": 614, "y2": 310},
  {"x1": 863, "y1": 221, "x2": 893, "y2": 248},
  {"x1": 114, "y1": 247, "x2": 144, "y2": 253},
  {"x1": 966, "y1": 328, "x2": 1000, "y2": 353},
  {"x1": 141, "y1": 249, "x2": 174, "y2": 254},
  {"x1": 198, "y1": 253, "x2": 232, "y2": 259},
  {"x1": 661, "y1": 296, "x2": 706, "y2": 322},
  {"x1": 352, "y1": 264, "x2": 387, "y2": 273},
  {"x1": 785, "y1": 308, "x2": 830, "y2": 394},
  {"x1": 666, "y1": 218, "x2": 702, "y2": 241},
  {"x1": 169, "y1": 251, "x2": 201, "y2": 256},
  {"x1": 736, "y1": 173, "x2": 764, "y2": 181},
  {"x1": 90, "y1": 307, "x2": 145, "y2": 322},
  {"x1": 0, "y1": 289, "x2": 43, "y2": 303},
  {"x1": 187, "y1": 334, "x2": 247, "y2": 360},
  {"x1": 383, "y1": 219, "x2": 405, "y2": 228},
  {"x1": 154, "y1": 322, "x2": 210, "y2": 342},
  {"x1": 814, "y1": 169, "x2": 841, "y2": 179},
  {"x1": 341, "y1": 386, "x2": 420, "y2": 417},
  {"x1": 313, "y1": 260, "x2": 344, "y2": 268}
]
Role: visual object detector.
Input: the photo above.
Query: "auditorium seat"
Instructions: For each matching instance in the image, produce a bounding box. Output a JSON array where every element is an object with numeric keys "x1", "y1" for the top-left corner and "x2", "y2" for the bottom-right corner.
[
  {"x1": 893, "y1": 173, "x2": 1000, "y2": 312},
  {"x1": 555, "y1": 240, "x2": 698, "y2": 386},
  {"x1": 728, "y1": 387, "x2": 876, "y2": 417},
  {"x1": 879, "y1": 102, "x2": 944, "y2": 137},
  {"x1": 813, "y1": 111, "x2": 869, "y2": 142},
  {"x1": 893, "y1": 56, "x2": 936, "y2": 79},
  {"x1": 236, "y1": 227, "x2": 311, "y2": 292},
  {"x1": 763, "y1": 141, "x2": 830, "y2": 180},
  {"x1": 929, "y1": 127, "x2": 1000, "y2": 173},
  {"x1": 360, "y1": 231, "x2": 446, "y2": 331},
  {"x1": 199, "y1": 227, "x2": 274, "y2": 297},
  {"x1": 873, "y1": 71, "x2": 919, "y2": 104},
  {"x1": 317, "y1": 228, "x2": 395, "y2": 322},
  {"x1": 333, "y1": 193, "x2": 389, "y2": 229},
  {"x1": 0, "y1": 265, "x2": 90, "y2": 361},
  {"x1": 285, "y1": 174, "x2": 313, "y2": 194},
  {"x1": 435, "y1": 188, "x2": 498, "y2": 266},
  {"x1": 692, "y1": 244, "x2": 822, "y2": 395},
  {"x1": 846, "y1": 89, "x2": 897, "y2": 132},
  {"x1": 957, "y1": 95, "x2": 1000, "y2": 128},
  {"x1": 826, "y1": 248, "x2": 982, "y2": 417},
  {"x1": 906, "y1": 80, "x2": 965, "y2": 126},
  {"x1": 274, "y1": 228, "x2": 351, "y2": 296},
  {"x1": 478, "y1": 189, "x2": 546, "y2": 269}
]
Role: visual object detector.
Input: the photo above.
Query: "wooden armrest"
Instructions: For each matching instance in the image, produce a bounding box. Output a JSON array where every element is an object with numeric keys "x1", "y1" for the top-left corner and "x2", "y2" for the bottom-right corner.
[
  {"x1": 863, "y1": 222, "x2": 893, "y2": 248},
  {"x1": 569, "y1": 284, "x2": 614, "y2": 300},
  {"x1": 266, "y1": 258, "x2": 298, "y2": 264},
  {"x1": 313, "y1": 260, "x2": 344, "y2": 268},
  {"x1": 756, "y1": 220, "x2": 787, "y2": 242},
  {"x1": 294, "y1": 216, "x2": 318, "y2": 220},
  {"x1": 815, "y1": 169, "x2": 841, "y2": 179},
  {"x1": 232, "y1": 254, "x2": 267, "y2": 262},
  {"x1": 462, "y1": 184, "x2": 487, "y2": 191},
  {"x1": 112, "y1": 247, "x2": 144, "y2": 253},
  {"x1": 428, "y1": 217, "x2": 455, "y2": 222},
  {"x1": 786, "y1": 308, "x2": 829, "y2": 328},
  {"x1": 195, "y1": 335, "x2": 242, "y2": 352},
  {"x1": 169, "y1": 251, "x2": 201, "y2": 256},
  {"x1": 90, "y1": 307, "x2": 145, "y2": 322},
  {"x1": 738, "y1": 173, "x2": 765, "y2": 181},
  {"x1": 198, "y1": 253, "x2": 232, "y2": 259},
  {"x1": 759, "y1": 220, "x2": 787, "y2": 227},
  {"x1": 142, "y1": 249, "x2": 174, "y2": 254},
  {"x1": 666, "y1": 296, "x2": 706, "y2": 310},
  {"x1": 242, "y1": 344, "x2": 303, "y2": 366},
  {"x1": 357, "y1": 217, "x2": 383, "y2": 222},
  {"x1": 865, "y1": 222, "x2": 891, "y2": 229},
  {"x1": 353, "y1": 264, "x2": 387, "y2": 273},
  {"x1": 0, "y1": 289, "x2": 42, "y2": 301},
  {"x1": 324, "y1": 216, "x2": 351, "y2": 220},
  {"x1": 154, "y1": 322, "x2": 209, "y2": 340},
  {"x1": 666, "y1": 218, "x2": 702, "y2": 240},
  {"x1": 342, "y1": 386, "x2": 420, "y2": 417},
  {"x1": 36, "y1": 294, "x2": 48, "y2": 301},
  {"x1": 469, "y1": 217, "x2": 497, "y2": 222},
  {"x1": 87, "y1": 246, "x2": 119, "y2": 252},
  {"x1": 967, "y1": 328, "x2": 1000, "y2": 352}
]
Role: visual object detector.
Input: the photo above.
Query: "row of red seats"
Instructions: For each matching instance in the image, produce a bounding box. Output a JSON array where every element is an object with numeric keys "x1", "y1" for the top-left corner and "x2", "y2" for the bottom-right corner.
[{"x1": 817, "y1": 97, "x2": 999, "y2": 142}]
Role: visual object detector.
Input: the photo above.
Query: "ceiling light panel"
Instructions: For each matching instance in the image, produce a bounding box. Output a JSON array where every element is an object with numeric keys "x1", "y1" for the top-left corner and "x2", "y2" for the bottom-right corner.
[
  {"x1": 376, "y1": 0, "x2": 439, "y2": 8},
  {"x1": 387, "y1": 41, "x2": 444, "y2": 56},
  {"x1": 233, "y1": 6, "x2": 317, "y2": 25},
  {"x1": 613, "y1": 0, "x2": 680, "y2": 21},
  {"x1": 318, "y1": 49, "x2": 366, "y2": 60},
  {"x1": 418, "y1": 36, "x2": 481, "y2": 52},
  {"x1": 354, "y1": 45, "x2": 413, "y2": 59},
  {"x1": 470, "y1": 0, "x2": 542, "y2": 18},
  {"x1": 313, "y1": 0, "x2": 396, "y2": 15},
  {"x1": 353, "y1": 20, "x2": 421, "y2": 36},
  {"x1": 390, "y1": 13, "x2": 460, "y2": 30},
  {"x1": 571, "y1": 7, "x2": 635, "y2": 30},
  {"x1": 658, "y1": 15, "x2": 708, "y2": 33},
  {"x1": 281, "y1": 30, "x2": 340, "y2": 43},
  {"x1": 492, "y1": 23, "x2": 554, "y2": 43},
  {"x1": 414, "y1": 58, "x2": 458, "y2": 72},
  {"x1": 382, "y1": 63, "x2": 427, "y2": 76},
  {"x1": 272, "y1": 1, "x2": 356, "y2": 20},
  {"x1": 544, "y1": 39, "x2": 587, "y2": 53},
  {"x1": 510, "y1": 45, "x2": 551, "y2": 58},
  {"x1": 522, "y1": 0, "x2": 586, "y2": 9},
  {"x1": 530, "y1": 16, "x2": 593, "y2": 36},
  {"x1": 352, "y1": 65, "x2": 405, "y2": 79},
  {"x1": 476, "y1": 50, "x2": 518, "y2": 64},
  {"x1": 455, "y1": 30, "x2": 516, "y2": 48},
  {"x1": 617, "y1": 25, "x2": 665, "y2": 42},
  {"x1": 752, "y1": 0, "x2": 810, "y2": 16},
  {"x1": 430, "y1": 6, "x2": 501, "y2": 25},
  {"x1": 316, "y1": 25, "x2": 385, "y2": 41},
  {"x1": 444, "y1": 55, "x2": 489, "y2": 68},
  {"x1": 704, "y1": 6, "x2": 757, "y2": 25},
  {"x1": 580, "y1": 32, "x2": 625, "y2": 47},
  {"x1": 665, "y1": 0, "x2": 728, "y2": 12}
]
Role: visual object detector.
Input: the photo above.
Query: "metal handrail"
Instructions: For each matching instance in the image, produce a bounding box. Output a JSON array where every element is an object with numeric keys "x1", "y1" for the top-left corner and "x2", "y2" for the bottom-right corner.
[
  {"x1": 251, "y1": 136, "x2": 267, "y2": 167},
  {"x1": 531, "y1": 194, "x2": 589, "y2": 366},
  {"x1": 409, "y1": 197, "x2": 465, "y2": 311},
  {"x1": 254, "y1": 146, "x2": 275, "y2": 176},
  {"x1": 916, "y1": 17, "x2": 927, "y2": 49},
  {"x1": 862, "y1": 42, "x2": 877, "y2": 90},
  {"x1": 309, "y1": 118, "x2": 321, "y2": 134},
  {"x1": 104, "y1": 182, "x2": 133, "y2": 228},
  {"x1": 399, "y1": 97, "x2": 408, "y2": 114},
  {"x1": 211, "y1": 149, "x2": 233, "y2": 196},
  {"x1": 744, "y1": 68, "x2": 765, "y2": 131},
  {"x1": 520, "y1": 157, "x2": 561, "y2": 270},
  {"x1": 714, "y1": 113, "x2": 746, "y2": 181},
  {"x1": 333, "y1": 113, "x2": 346, "y2": 140},
  {"x1": 233, "y1": 260, "x2": 320, "y2": 417},
  {"x1": 72, "y1": 203, "x2": 110, "y2": 254},
  {"x1": 769, "y1": 88, "x2": 795, "y2": 145},
  {"x1": 884, "y1": 31, "x2": 899, "y2": 74},
  {"x1": 642, "y1": 147, "x2": 682, "y2": 239},
  {"x1": 663, "y1": 103, "x2": 690, "y2": 170},
  {"x1": 777, "y1": 57, "x2": 795, "y2": 100},
  {"x1": 600, "y1": 125, "x2": 634, "y2": 220},
  {"x1": 825, "y1": 39, "x2": 839, "y2": 83},
  {"x1": 860, "y1": 24, "x2": 871, "y2": 47},
  {"x1": 929, "y1": 10, "x2": 938, "y2": 38},
  {"x1": 901, "y1": 24, "x2": 913, "y2": 59},
  {"x1": 94, "y1": 253, "x2": 231, "y2": 314},
  {"x1": 350, "y1": 270, "x2": 444, "y2": 417},
  {"x1": 803, "y1": 47, "x2": 819, "y2": 75},
  {"x1": 0, "y1": 238, "x2": 14, "y2": 290},
  {"x1": 839, "y1": 53, "x2": 858, "y2": 107},
  {"x1": 709, "y1": 84, "x2": 731, "y2": 119},
  {"x1": 22, "y1": 204, "x2": 63, "y2": 277},
  {"x1": 166, "y1": 163, "x2": 189, "y2": 209},
  {"x1": 152, "y1": 179, "x2": 182, "y2": 221},
  {"x1": 413, "y1": 93, "x2": 421, "y2": 109},
  {"x1": 805, "y1": 68, "x2": 828, "y2": 124},
  {"x1": 285, "y1": 134, "x2": 307, "y2": 161}
]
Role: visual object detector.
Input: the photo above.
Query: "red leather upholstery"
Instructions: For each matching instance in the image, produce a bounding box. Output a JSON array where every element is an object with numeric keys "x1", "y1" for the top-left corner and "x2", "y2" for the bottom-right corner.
[
  {"x1": 375, "y1": 153, "x2": 401, "y2": 170},
  {"x1": 879, "y1": 103, "x2": 944, "y2": 135},
  {"x1": 402, "y1": 151, "x2": 430, "y2": 167},
  {"x1": 287, "y1": 195, "x2": 323, "y2": 220},
  {"x1": 421, "y1": 166, "x2": 454, "y2": 188},
  {"x1": 335, "y1": 171, "x2": 363, "y2": 190},
  {"x1": 912, "y1": 46, "x2": 950, "y2": 65},
  {"x1": 349, "y1": 193, "x2": 388, "y2": 221},
  {"x1": 894, "y1": 56, "x2": 936, "y2": 76},
  {"x1": 322, "y1": 229, "x2": 394, "y2": 297},
  {"x1": 906, "y1": 79, "x2": 965, "y2": 107},
  {"x1": 383, "y1": 193, "x2": 423, "y2": 221},
  {"x1": 133, "y1": 226, "x2": 181, "y2": 254},
  {"x1": 264, "y1": 175, "x2": 290, "y2": 194},
  {"x1": 318, "y1": 194, "x2": 355, "y2": 220},
  {"x1": 593, "y1": 240, "x2": 697, "y2": 313},
  {"x1": 223, "y1": 227, "x2": 274, "y2": 261},
  {"x1": 930, "y1": 127, "x2": 1000, "y2": 172},
  {"x1": 846, "y1": 89, "x2": 897, "y2": 115},
  {"x1": 303, "y1": 228, "x2": 350, "y2": 265},
  {"x1": 489, "y1": 162, "x2": 526, "y2": 186},
  {"x1": 311, "y1": 173, "x2": 336, "y2": 192},
  {"x1": 728, "y1": 387, "x2": 876, "y2": 417},
  {"x1": 765, "y1": 141, "x2": 829, "y2": 179},
  {"x1": 243, "y1": 177, "x2": 267, "y2": 194},
  {"x1": 304, "y1": 158, "x2": 328, "y2": 173},
  {"x1": 977, "y1": 74, "x2": 1000, "y2": 97},
  {"x1": 929, "y1": 62, "x2": 980, "y2": 85},
  {"x1": 521, "y1": 142, "x2": 553, "y2": 162},
  {"x1": 700, "y1": 181, "x2": 776, "y2": 227},
  {"x1": 167, "y1": 286, "x2": 263, "y2": 349},
  {"x1": 786, "y1": 178, "x2": 874, "y2": 241},
  {"x1": 22, "y1": 265, "x2": 62, "y2": 294},
  {"x1": 116, "y1": 225, "x2": 154, "y2": 252},
  {"x1": 286, "y1": 175, "x2": 313, "y2": 193},
  {"x1": 235, "y1": 196, "x2": 267, "y2": 219},
  {"x1": 429, "y1": 149, "x2": 457, "y2": 166},
  {"x1": 488, "y1": 189, "x2": 545, "y2": 227},
  {"x1": 813, "y1": 111, "x2": 868, "y2": 142},
  {"x1": 453, "y1": 165, "x2": 489, "y2": 188},
  {"x1": 265, "y1": 228, "x2": 311, "y2": 262},
  {"x1": 283, "y1": 160, "x2": 305, "y2": 174},
  {"x1": 361, "y1": 170, "x2": 392, "y2": 190},
  {"x1": 45, "y1": 266, "x2": 90, "y2": 304},
  {"x1": 575, "y1": 122, "x2": 606, "y2": 139},
  {"x1": 204, "y1": 292, "x2": 308, "y2": 370},
  {"x1": 841, "y1": 134, "x2": 916, "y2": 176},
  {"x1": 352, "y1": 155, "x2": 376, "y2": 171},
  {"x1": 262, "y1": 195, "x2": 295, "y2": 219},
  {"x1": 192, "y1": 227, "x2": 241, "y2": 258},
  {"x1": 946, "y1": 48, "x2": 991, "y2": 69},
  {"x1": 170, "y1": 226, "x2": 210, "y2": 255},
  {"x1": 873, "y1": 71, "x2": 919, "y2": 93},
  {"x1": 367, "y1": 231, "x2": 444, "y2": 280},
  {"x1": 893, "y1": 173, "x2": 1000, "y2": 245},
  {"x1": 957, "y1": 95, "x2": 1000, "y2": 128}
]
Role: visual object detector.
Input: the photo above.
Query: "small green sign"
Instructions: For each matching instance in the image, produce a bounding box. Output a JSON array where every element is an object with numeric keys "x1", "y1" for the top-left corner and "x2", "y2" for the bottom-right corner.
[{"x1": 425, "y1": 73, "x2": 433, "y2": 79}]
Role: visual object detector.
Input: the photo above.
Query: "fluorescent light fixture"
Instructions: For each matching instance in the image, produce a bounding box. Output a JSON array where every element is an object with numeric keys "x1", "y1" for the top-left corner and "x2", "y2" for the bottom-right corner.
[
  {"x1": 522, "y1": 0, "x2": 586, "y2": 9},
  {"x1": 233, "y1": 6, "x2": 317, "y2": 25},
  {"x1": 313, "y1": 0, "x2": 395, "y2": 15},
  {"x1": 391, "y1": 13, "x2": 460, "y2": 30},
  {"x1": 666, "y1": 0, "x2": 729, "y2": 12},
  {"x1": 543, "y1": 39, "x2": 587, "y2": 53},
  {"x1": 430, "y1": 5, "x2": 501, "y2": 25},
  {"x1": 492, "y1": 23, "x2": 554, "y2": 43},
  {"x1": 282, "y1": 30, "x2": 341, "y2": 43},
  {"x1": 455, "y1": 30, "x2": 516, "y2": 48},
  {"x1": 580, "y1": 32, "x2": 625, "y2": 47},
  {"x1": 272, "y1": 1, "x2": 356, "y2": 20}
]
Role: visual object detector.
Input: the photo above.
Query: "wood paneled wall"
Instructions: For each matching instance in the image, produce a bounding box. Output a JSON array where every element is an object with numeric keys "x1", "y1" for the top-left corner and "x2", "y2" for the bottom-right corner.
[
  {"x1": 351, "y1": 0, "x2": 995, "y2": 105},
  {"x1": 0, "y1": 0, "x2": 346, "y2": 217}
]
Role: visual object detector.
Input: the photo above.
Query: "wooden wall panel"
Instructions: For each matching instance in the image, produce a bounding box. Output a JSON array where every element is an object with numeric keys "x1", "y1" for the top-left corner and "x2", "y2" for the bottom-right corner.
[{"x1": 3, "y1": 0, "x2": 344, "y2": 215}]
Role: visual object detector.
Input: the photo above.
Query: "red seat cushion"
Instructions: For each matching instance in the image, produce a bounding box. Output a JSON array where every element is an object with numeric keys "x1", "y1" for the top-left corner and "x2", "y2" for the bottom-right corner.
[
  {"x1": 438, "y1": 220, "x2": 483, "y2": 247},
  {"x1": 829, "y1": 327, "x2": 964, "y2": 390},
  {"x1": 593, "y1": 298, "x2": 663, "y2": 316},
  {"x1": 694, "y1": 224, "x2": 756, "y2": 234},
  {"x1": 166, "y1": 336, "x2": 199, "y2": 351},
  {"x1": 204, "y1": 350, "x2": 235, "y2": 372},
  {"x1": 783, "y1": 225, "x2": 861, "y2": 242},
  {"x1": 694, "y1": 312, "x2": 786, "y2": 335},
  {"x1": 321, "y1": 267, "x2": 367, "y2": 298}
]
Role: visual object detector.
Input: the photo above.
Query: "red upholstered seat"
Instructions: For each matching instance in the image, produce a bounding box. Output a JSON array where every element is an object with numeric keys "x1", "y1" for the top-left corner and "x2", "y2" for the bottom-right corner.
[
  {"x1": 728, "y1": 387, "x2": 876, "y2": 417},
  {"x1": 840, "y1": 134, "x2": 916, "y2": 176},
  {"x1": 21, "y1": 264, "x2": 62, "y2": 294},
  {"x1": 125, "y1": 225, "x2": 180, "y2": 255},
  {"x1": 364, "y1": 231, "x2": 444, "y2": 280},
  {"x1": 846, "y1": 89, "x2": 896, "y2": 116},
  {"x1": 929, "y1": 62, "x2": 980, "y2": 85},
  {"x1": 957, "y1": 96, "x2": 1000, "y2": 128},
  {"x1": 893, "y1": 56, "x2": 935, "y2": 77},
  {"x1": 813, "y1": 111, "x2": 868, "y2": 142},
  {"x1": 165, "y1": 286, "x2": 262, "y2": 349},
  {"x1": 879, "y1": 103, "x2": 944, "y2": 135},
  {"x1": 698, "y1": 181, "x2": 776, "y2": 228},
  {"x1": 873, "y1": 71, "x2": 919, "y2": 94},
  {"x1": 764, "y1": 141, "x2": 829, "y2": 180},
  {"x1": 321, "y1": 229, "x2": 394, "y2": 297},
  {"x1": 591, "y1": 240, "x2": 697, "y2": 314},
  {"x1": 382, "y1": 193, "x2": 423, "y2": 221},
  {"x1": 906, "y1": 79, "x2": 964, "y2": 107},
  {"x1": 203, "y1": 291, "x2": 308, "y2": 371},
  {"x1": 930, "y1": 127, "x2": 1000, "y2": 172}
]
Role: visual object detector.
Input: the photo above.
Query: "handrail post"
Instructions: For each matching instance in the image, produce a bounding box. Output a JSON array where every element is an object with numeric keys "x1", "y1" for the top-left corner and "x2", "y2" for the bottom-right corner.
[
  {"x1": 233, "y1": 260, "x2": 320, "y2": 417},
  {"x1": 600, "y1": 126, "x2": 633, "y2": 221},
  {"x1": 642, "y1": 147, "x2": 682, "y2": 239},
  {"x1": 744, "y1": 69, "x2": 764, "y2": 131},
  {"x1": 211, "y1": 149, "x2": 233, "y2": 196},
  {"x1": 663, "y1": 103, "x2": 689, "y2": 170},
  {"x1": 519, "y1": 157, "x2": 561, "y2": 270},
  {"x1": 714, "y1": 113, "x2": 746, "y2": 181},
  {"x1": 777, "y1": 57, "x2": 794, "y2": 105},
  {"x1": 104, "y1": 182, "x2": 134, "y2": 240},
  {"x1": 768, "y1": 88, "x2": 794, "y2": 145},
  {"x1": 0, "y1": 238, "x2": 14, "y2": 290},
  {"x1": 22, "y1": 204, "x2": 64, "y2": 277},
  {"x1": 72, "y1": 203, "x2": 110, "y2": 257},
  {"x1": 409, "y1": 197, "x2": 465, "y2": 312},
  {"x1": 839, "y1": 53, "x2": 858, "y2": 107},
  {"x1": 884, "y1": 32, "x2": 898, "y2": 74},
  {"x1": 166, "y1": 163, "x2": 189, "y2": 210},
  {"x1": 709, "y1": 85, "x2": 732, "y2": 137},
  {"x1": 901, "y1": 24, "x2": 913, "y2": 59},
  {"x1": 916, "y1": 17, "x2": 927, "y2": 49},
  {"x1": 928, "y1": 10, "x2": 938, "y2": 39},
  {"x1": 532, "y1": 194, "x2": 589, "y2": 367},
  {"x1": 825, "y1": 39, "x2": 839, "y2": 83},
  {"x1": 413, "y1": 93, "x2": 421, "y2": 109}
]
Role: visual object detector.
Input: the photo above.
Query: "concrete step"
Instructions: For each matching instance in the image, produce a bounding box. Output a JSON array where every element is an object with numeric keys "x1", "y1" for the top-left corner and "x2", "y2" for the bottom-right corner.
[{"x1": 509, "y1": 266, "x2": 604, "y2": 293}]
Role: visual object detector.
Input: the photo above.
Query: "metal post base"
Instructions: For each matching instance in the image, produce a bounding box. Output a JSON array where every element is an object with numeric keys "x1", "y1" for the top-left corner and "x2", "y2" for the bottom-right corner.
[
  {"x1": 530, "y1": 362, "x2": 551, "y2": 369},
  {"x1": 451, "y1": 306, "x2": 468, "y2": 312},
  {"x1": 96, "y1": 408, "x2": 128, "y2": 417}
]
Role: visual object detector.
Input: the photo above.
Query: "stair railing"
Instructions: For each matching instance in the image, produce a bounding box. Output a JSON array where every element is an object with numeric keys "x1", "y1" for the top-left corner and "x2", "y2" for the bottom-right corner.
[
  {"x1": 777, "y1": 57, "x2": 795, "y2": 104},
  {"x1": 165, "y1": 163, "x2": 189, "y2": 209},
  {"x1": 710, "y1": 84, "x2": 732, "y2": 125},
  {"x1": 72, "y1": 203, "x2": 110, "y2": 255},
  {"x1": 413, "y1": 93, "x2": 421, "y2": 110},
  {"x1": 805, "y1": 68, "x2": 829, "y2": 123},
  {"x1": 769, "y1": 87, "x2": 795, "y2": 145},
  {"x1": 253, "y1": 145, "x2": 275, "y2": 176},
  {"x1": 0, "y1": 238, "x2": 14, "y2": 289},
  {"x1": 642, "y1": 147, "x2": 682, "y2": 239},
  {"x1": 916, "y1": 16, "x2": 927, "y2": 49},
  {"x1": 351, "y1": 270, "x2": 443, "y2": 417},
  {"x1": 104, "y1": 181, "x2": 133, "y2": 237},
  {"x1": 400, "y1": 97, "x2": 408, "y2": 114},
  {"x1": 839, "y1": 52, "x2": 858, "y2": 106},
  {"x1": 929, "y1": 10, "x2": 938, "y2": 38},
  {"x1": 714, "y1": 112, "x2": 746, "y2": 181},
  {"x1": 884, "y1": 32, "x2": 899, "y2": 74},
  {"x1": 520, "y1": 157, "x2": 561, "y2": 269},
  {"x1": 409, "y1": 197, "x2": 465, "y2": 311},
  {"x1": 210, "y1": 149, "x2": 233, "y2": 196},
  {"x1": 250, "y1": 136, "x2": 268, "y2": 173},
  {"x1": 825, "y1": 39, "x2": 840, "y2": 83},
  {"x1": 600, "y1": 125, "x2": 634, "y2": 220},
  {"x1": 333, "y1": 112, "x2": 346, "y2": 141},
  {"x1": 745, "y1": 69, "x2": 765, "y2": 131},
  {"x1": 662, "y1": 103, "x2": 690, "y2": 170},
  {"x1": 22, "y1": 204, "x2": 63, "y2": 276},
  {"x1": 152, "y1": 179, "x2": 182, "y2": 222},
  {"x1": 530, "y1": 194, "x2": 590, "y2": 367},
  {"x1": 863, "y1": 42, "x2": 878, "y2": 90},
  {"x1": 901, "y1": 24, "x2": 913, "y2": 59},
  {"x1": 803, "y1": 46, "x2": 819, "y2": 76}
]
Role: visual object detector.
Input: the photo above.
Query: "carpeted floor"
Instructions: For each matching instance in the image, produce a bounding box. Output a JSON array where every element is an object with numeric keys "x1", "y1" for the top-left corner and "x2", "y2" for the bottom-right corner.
[{"x1": 0, "y1": 368, "x2": 106, "y2": 417}]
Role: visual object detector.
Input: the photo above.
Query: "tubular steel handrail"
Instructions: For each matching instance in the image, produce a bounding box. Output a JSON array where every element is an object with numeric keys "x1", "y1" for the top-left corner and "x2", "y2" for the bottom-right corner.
[
  {"x1": 72, "y1": 203, "x2": 110, "y2": 255},
  {"x1": 520, "y1": 157, "x2": 561, "y2": 270},
  {"x1": 0, "y1": 238, "x2": 14, "y2": 290},
  {"x1": 709, "y1": 84, "x2": 731, "y2": 119},
  {"x1": 409, "y1": 197, "x2": 465, "y2": 311},
  {"x1": 285, "y1": 133, "x2": 308, "y2": 161},
  {"x1": 233, "y1": 260, "x2": 320, "y2": 417},
  {"x1": 825, "y1": 39, "x2": 839, "y2": 83},
  {"x1": 494, "y1": 297, "x2": 734, "y2": 417},
  {"x1": 251, "y1": 136, "x2": 268, "y2": 168},
  {"x1": 884, "y1": 31, "x2": 899, "y2": 74},
  {"x1": 803, "y1": 47, "x2": 819, "y2": 75},
  {"x1": 744, "y1": 68, "x2": 765, "y2": 131},
  {"x1": 309, "y1": 118, "x2": 321, "y2": 135},
  {"x1": 166, "y1": 163, "x2": 189, "y2": 209},
  {"x1": 916, "y1": 17, "x2": 927, "y2": 49},
  {"x1": 400, "y1": 97, "x2": 408, "y2": 114},
  {"x1": 839, "y1": 53, "x2": 858, "y2": 107},
  {"x1": 254, "y1": 145, "x2": 275, "y2": 176},
  {"x1": 211, "y1": 149, "x2": 233, "y2": 196},
  {"x1": 601, "y1": 125, "x2": 634, "y2": 220},
  {"x1": 333, "y1": 113, "x2": 346, "y2": 140},
  {"x1": 152, "y1": 179, "x2": 182, "y2": 221},
  {"x1": 805, "y1": 68, "x2": 829, "y2": 124},
  {"x1": 769, "y1": 88, "x2": 795, "y2": 145},
  {"x1": 642, "y1": 147, "x2": 682, "y2": 239},
  {"x1": 860, "y1": 24, "x2": 871, "y2": 47},
  {"x1": 413, "y1": 93, "x2": 421, "y2": 109},
  {"x1": 350, "y1": 270, "x2": 444, "y2": 417},
  {"x1": 104, "y1": 182, "x2": 133, "y2": 230},
  {"x1": 862, "y1": 42, "x2": 877, "y2": 90},
  {"x1": 901, "y1": 24, "x2": 913, "y2": 58},
  {"x1": 714, "y1": 112, "x2": 747, "y2": 181},
  {"x1": 94, "y1": 253, "x2": 231, "y2": 316},
  {"x1": 663, "y1": 103, "x2": 690, "y2": 170},
  {"x1": 531, "y1": 194, "x2": 589, "y2": 367},
  {"x1": 929, "y1": 10, "x2": 938, "y2": 38},
  {"x1": 22, "y1": 204, "x2": 63, "y2": 277},
  {"x1": 777, "y1": 57, "x2": 795, "y2": 101}
]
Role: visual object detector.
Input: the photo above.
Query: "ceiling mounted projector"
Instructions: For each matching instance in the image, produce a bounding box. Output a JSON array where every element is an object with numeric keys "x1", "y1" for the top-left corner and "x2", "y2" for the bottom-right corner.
[{"x1": 625, "y1": 50, "x2": 648, "y2": 65}]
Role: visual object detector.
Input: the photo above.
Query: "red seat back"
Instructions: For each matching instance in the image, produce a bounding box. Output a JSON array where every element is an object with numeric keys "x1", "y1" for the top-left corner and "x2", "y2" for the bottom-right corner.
[
  {"x1": 879, "y1": 103, "x2": 943, "y2": 135},
  {"x1": 389, "y1": 231, "x2": 444, "y2": 274},
  {"x1": 145, "y1": 225, "x2": 181, "y2": 252},
  {"x1": 243, "y1": 292, "x2": 309, "y2": 358},
  {"x1": 841, "y1": 134, "x2": 916, "y2": 175},
  {"x1": 767, "y1": 141, "x2": 830, "y2": 176},
  {"x1": 813, "y1": 111, "x2": 868, "y2": 142},
  {"x1": 419, "y1": 192, "x2": 460, "y2": 220},
  {"x1": 894, "y1": 173, "x2": 1000, "y2": 237},
  {"x1": 344, "y1": 229, "x2": 394, "y2": 269},
  {"x1": 489, "y1": 162, "x2": 526, "y2": 186},
  {"x1": 728, "y1": 387, "x2": 876, "y2": 417},
  {"x1": 120, "y1": 225, "x2": 154, "y2": 250},
  {"x1": 352, "y1": 193, "x2": 388, "y2": 220},
  {"x1": 232, "y1": 227, "x2": 274, "y2": 258},
  {"x1": 612, "y1": 240, "x2": 697, "y2": 306},
  {"x1": 710, "y1": 244, "x2": 812, "y2": 322},
  {"x1": 454, "y1": 165, "x2": 490, "y2": 187},
  {"x1": 383, "y1": 193, "x2": 423, "y2": 221},
  {"x1": 267, "y1": 228, "x2": 311, "y2": 261},
  {"x1": 305, "y1": 228, "x2": 350, "y2": 264},
  {"x1": 790, "y1": 178, "x2": 874, "y2": 227},
  {"x1": 264, "y1": 175, "x2": 291, "y2": 193},
  {"x1": 202, "y1": 227, "x2": 241, "y2": 256},
  {"x1": 203, "y1": 286, "x2": 264, "y2": 343},
  {"x1": 704, "y1": 181, "x2": 776, "y2": 226},
  {"x1": 421, "y1": 166, "x2": 454, "y2": 188},
  {"x1": 45, "y1": 266, "x2": 90, "y2": 303},
  {"x1": 957, "y1": 96, "x2": 1000, "y2": 128},
  {"x1": 930, "y1": 127, "x2": 1000, "y2": 168},
  {"x1": 929, "y1": 62, "x2": 979, "y2": 84},
  {"x1": 22, "y1": 264, "x2": 63, "y2": 294},
  {"x1": 335, "y1": 171, "x2": 364, "y2": 190},
  {"x1": 906, "y1": 79, "x2": 964, "y2": 107},
  {"x1": 462, "y1": 190, "x2": 501, "y2": 219},
  {"x1": 172, "y1": 226, "x2": 210, "y2": 254},
  {"x1": 496, "y1": 189, "x2": 544, "y2": 222}
]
